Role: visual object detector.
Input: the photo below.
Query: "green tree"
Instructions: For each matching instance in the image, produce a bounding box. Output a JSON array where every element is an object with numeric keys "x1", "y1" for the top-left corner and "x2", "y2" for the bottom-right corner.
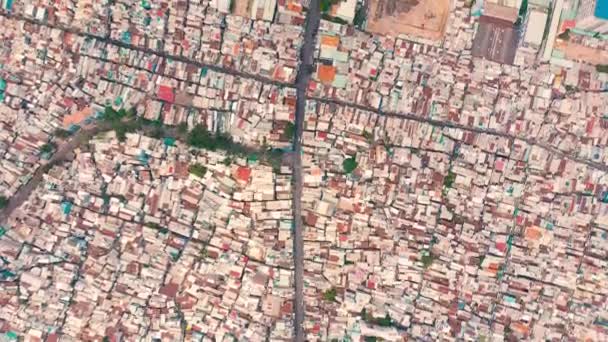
[
  {"x1": 266, "y1": 149, "x2": 284, "y2": 173},
  {"x1": 186, "y1": 124, "x2": 251, "y2": 155},
  {"x1": 320, "y1": 0, "x2": 331, "y2": 12},
  {"x1": 187, "y1": 124, "x2": 215, "y2": 150},
  {"x1": 149, "y1": 125, "x2": 165, "y2": 139},
  {"x1": 54, "y1": 128, "x2": 72, "y2": 138},
  {"x1": 177, "y1": 122, "x2": 189, "y2": 136},
  {"x1": 322, "y1": 287, "x2": 337, "y2": 302},
  {"x1": 421, "y1": 252, "x2": 435, "y2": 268},
  {"x1": 361, "y1": 308, "x2": 371, "y2": 321},
  {"x1": 342, "y1": 157, "x2": 358, "y2": 174},
  {"x1": 515, "y1": 0, "x2": 527, "y2": 26},
  {"x1": 284, "y1": 122, "x2": 296, "y2": 141},
  {"x1": 558, "y1": 29, "x2": 570, "y2": 40},
  {"x1": 376, "y1": 313, "x2": 392, "y2": 327},
  {"x1": 39, "y1": 142, "x2": 56, "y2": 154},
  {"x1": 443, "y1": 171, "x2": 456, "y2": 188},
  {"x1": 114, "y1": 125, "x2": 129, "y2": 142},
  {"x1": 0, "y1": 196, "x2": 8, "y2": 209},
  {"x1": 102, "y1": 106, "x2": 141, "y2": 141},
  {"x1": 215, "y1": 133, "x2": 238, "y2": 153},
  {"x1": 126, "y1": 106, "x2": 137, "y2": 118},
  {"x1": 354, "y1": 5, "x2": 367, "y2": 28},
  {"x1": 321, "y1": 13, "x2": 348, "y2": 24},
  {"x1": 478, "y1": 255, "x2": 485, "y2": 267},
  {"x1": 103, "y1": 106, "x2": 118, "y2": 120},
  {"x1": 103, "y1": 106, "x2": 131, "y2": 122},
  {"x1": 596, "y1": 64, "x2": 608, "y2": 73},
  {"x1": 222, "y1": 157, "x2": 233, "y2": 166},
  {"x1": 320, "y1": 0, "x2": 341, "y2": 12},
  {"x1": 361, "y1": 308, "x2": 395, "y2": 327},
  {"x1": 189, "y1": 163, "x2": 208, "y2": 178},
  {"x1": 518, "y1": 0, "x2": 527, "y2": 17}
]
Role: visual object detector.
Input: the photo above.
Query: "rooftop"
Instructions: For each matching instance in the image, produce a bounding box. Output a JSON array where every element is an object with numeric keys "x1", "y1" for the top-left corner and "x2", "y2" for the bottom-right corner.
[{"x1": 596, "y1": 0, "x2": 608, "y2": 19}]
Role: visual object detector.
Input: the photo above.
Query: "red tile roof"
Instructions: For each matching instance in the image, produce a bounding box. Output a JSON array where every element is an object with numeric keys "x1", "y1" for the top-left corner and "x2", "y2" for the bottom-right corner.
[
  {"x1": 158, "y1": 85, "x2": 175, "y2": 103},
  {"x1": 235, "y1": 166, "x2": 251, "y2": 183}
]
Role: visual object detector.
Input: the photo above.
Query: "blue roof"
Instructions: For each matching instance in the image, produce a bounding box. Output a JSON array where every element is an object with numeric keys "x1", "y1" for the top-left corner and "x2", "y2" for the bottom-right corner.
[
  {"x1": 596, "y1": 0, "x2": 608, "y2": 19},
  {"x1": 61, "y1": 201, "x2": 73, "y2": 215}
]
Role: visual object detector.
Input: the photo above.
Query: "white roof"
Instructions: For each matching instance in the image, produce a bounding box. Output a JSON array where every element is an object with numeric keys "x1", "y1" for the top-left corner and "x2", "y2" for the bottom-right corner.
[
  {"x1": 525, "y1": 11, "x2": 549, "y2": 46},
  {"x1": 335, "y1": 0, "x2": 357, "y2": 23}
]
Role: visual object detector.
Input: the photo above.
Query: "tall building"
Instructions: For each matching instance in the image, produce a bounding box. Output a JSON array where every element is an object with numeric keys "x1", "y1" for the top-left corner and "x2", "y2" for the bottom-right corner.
[{"x1": 576, "y1": 0, "x2": 608, "y2": 34}]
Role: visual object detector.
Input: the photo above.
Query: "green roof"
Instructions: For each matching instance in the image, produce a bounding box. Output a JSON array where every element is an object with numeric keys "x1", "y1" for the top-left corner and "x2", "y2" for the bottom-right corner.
[
  {"x1": 332, "y1": 74, "x2": 347, "y2": 89},
  {"x1": 163, "y1": 137, "x2": 176, "y2": 146}
]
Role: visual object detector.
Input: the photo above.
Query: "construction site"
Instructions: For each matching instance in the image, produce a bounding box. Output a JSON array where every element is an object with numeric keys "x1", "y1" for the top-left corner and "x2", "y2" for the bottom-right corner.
[{"x1": 366, "y1": 0, "x2": 451, "y2": 40}]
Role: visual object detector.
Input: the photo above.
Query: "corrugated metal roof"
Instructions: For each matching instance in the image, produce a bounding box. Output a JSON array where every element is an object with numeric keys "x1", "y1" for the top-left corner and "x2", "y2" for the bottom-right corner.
[{"x1": 332, "y1": 74, "x2": 347, "y2": 89}]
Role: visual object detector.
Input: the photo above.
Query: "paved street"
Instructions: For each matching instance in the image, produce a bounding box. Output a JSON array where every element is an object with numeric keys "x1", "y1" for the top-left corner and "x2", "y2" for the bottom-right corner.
[
  {"x1": 310, "y1": 96, "x2": 608, "y2": 173},
  {"x1": 2, "y1": 7, "x2": 608, "y2": 342},
  {"x1": 293, "y1": 0, "x2": 320, "y2": 340},
  {"x1": 0, "y1": 12, "x2": 295, "y2": 90}
]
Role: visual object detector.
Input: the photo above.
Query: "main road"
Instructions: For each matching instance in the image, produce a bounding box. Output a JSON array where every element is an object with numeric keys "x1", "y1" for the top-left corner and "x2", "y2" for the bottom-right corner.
[
  {"x1": 4, "y1": 6, "x2": 607, "y2": 341},
  {"x1": 293, "y1": 0, "x2": 320, "y2": 340}
]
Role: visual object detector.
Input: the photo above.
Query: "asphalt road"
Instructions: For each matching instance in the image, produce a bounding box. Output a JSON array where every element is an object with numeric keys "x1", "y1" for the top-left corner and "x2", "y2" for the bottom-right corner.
[
  {"x1": 0, "y1": 12, "x2": 294, "y2": 90},
  {"x1": 293, "y1": 0, "x2": 320, "y2": 340},
  {"x1": 310, "y1": 96, "x2": 608, "y2": 173},
  {"x1": 3, "y1": 9, "x2": 607, "y2": 342}
]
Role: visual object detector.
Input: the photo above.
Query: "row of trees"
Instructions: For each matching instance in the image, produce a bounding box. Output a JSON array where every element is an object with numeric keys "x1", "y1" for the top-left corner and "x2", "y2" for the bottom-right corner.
[{"x1": 100, "y1": 106, "x2": 286, "y2": 172}]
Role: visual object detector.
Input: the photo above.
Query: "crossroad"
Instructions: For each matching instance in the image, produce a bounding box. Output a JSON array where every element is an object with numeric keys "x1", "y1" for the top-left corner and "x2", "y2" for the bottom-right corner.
[{"x1": 1, "y1": 9, "x2": 607, "y2": 342}]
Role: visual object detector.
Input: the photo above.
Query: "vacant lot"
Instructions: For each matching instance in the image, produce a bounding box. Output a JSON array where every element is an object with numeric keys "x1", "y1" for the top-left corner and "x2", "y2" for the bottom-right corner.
[
  {"x1": 367, "y1": 0, "x2": 450, "y2": 40},
  {"x1": 232, "y1": 0, "x2": 250, "y2": 18}
]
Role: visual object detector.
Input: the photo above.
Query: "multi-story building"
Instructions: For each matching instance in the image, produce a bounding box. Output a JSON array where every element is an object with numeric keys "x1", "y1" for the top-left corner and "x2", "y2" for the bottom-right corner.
[{"x1": 576, "y1": 0, "x2": 608, "y2": 34}]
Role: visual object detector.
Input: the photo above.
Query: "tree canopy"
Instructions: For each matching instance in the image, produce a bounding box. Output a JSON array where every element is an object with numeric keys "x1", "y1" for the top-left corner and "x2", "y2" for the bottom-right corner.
[
  {"x1": 322, "y1": 288, "x2": 337, "y2": 302},
  {"x1": 0, "y1": 196, "x2": 8, "y2": 209},
  {"x1": 342, "y1": 157, "x2": 358, "y2": 174},
  {"x1": 189, "y1": 163, "x2": 208, "y2": 178}
]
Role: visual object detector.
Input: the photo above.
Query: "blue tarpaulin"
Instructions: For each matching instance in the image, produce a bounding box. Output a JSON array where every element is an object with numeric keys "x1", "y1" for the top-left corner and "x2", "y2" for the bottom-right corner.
[
  {"x1": 164, "y1": 137, "x2": 176, "y2": 146},
  {"x1": 61, "y1": 201, "x2": 73, "y2": 215}
]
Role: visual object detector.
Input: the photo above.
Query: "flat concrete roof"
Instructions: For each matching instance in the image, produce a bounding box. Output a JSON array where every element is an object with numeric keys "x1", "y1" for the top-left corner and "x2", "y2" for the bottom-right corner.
[{"x1": 524, "y1": 10, "x2": 548, "y2": 45}]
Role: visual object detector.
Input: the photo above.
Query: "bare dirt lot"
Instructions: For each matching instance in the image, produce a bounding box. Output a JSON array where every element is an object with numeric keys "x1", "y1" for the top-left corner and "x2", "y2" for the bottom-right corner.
[
  {"x1": 366, "y1": 0, "x2": 450, "y2": 40},
  {"x1": 232, "y1": 0, "x2": 251, "y2": 18}
]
